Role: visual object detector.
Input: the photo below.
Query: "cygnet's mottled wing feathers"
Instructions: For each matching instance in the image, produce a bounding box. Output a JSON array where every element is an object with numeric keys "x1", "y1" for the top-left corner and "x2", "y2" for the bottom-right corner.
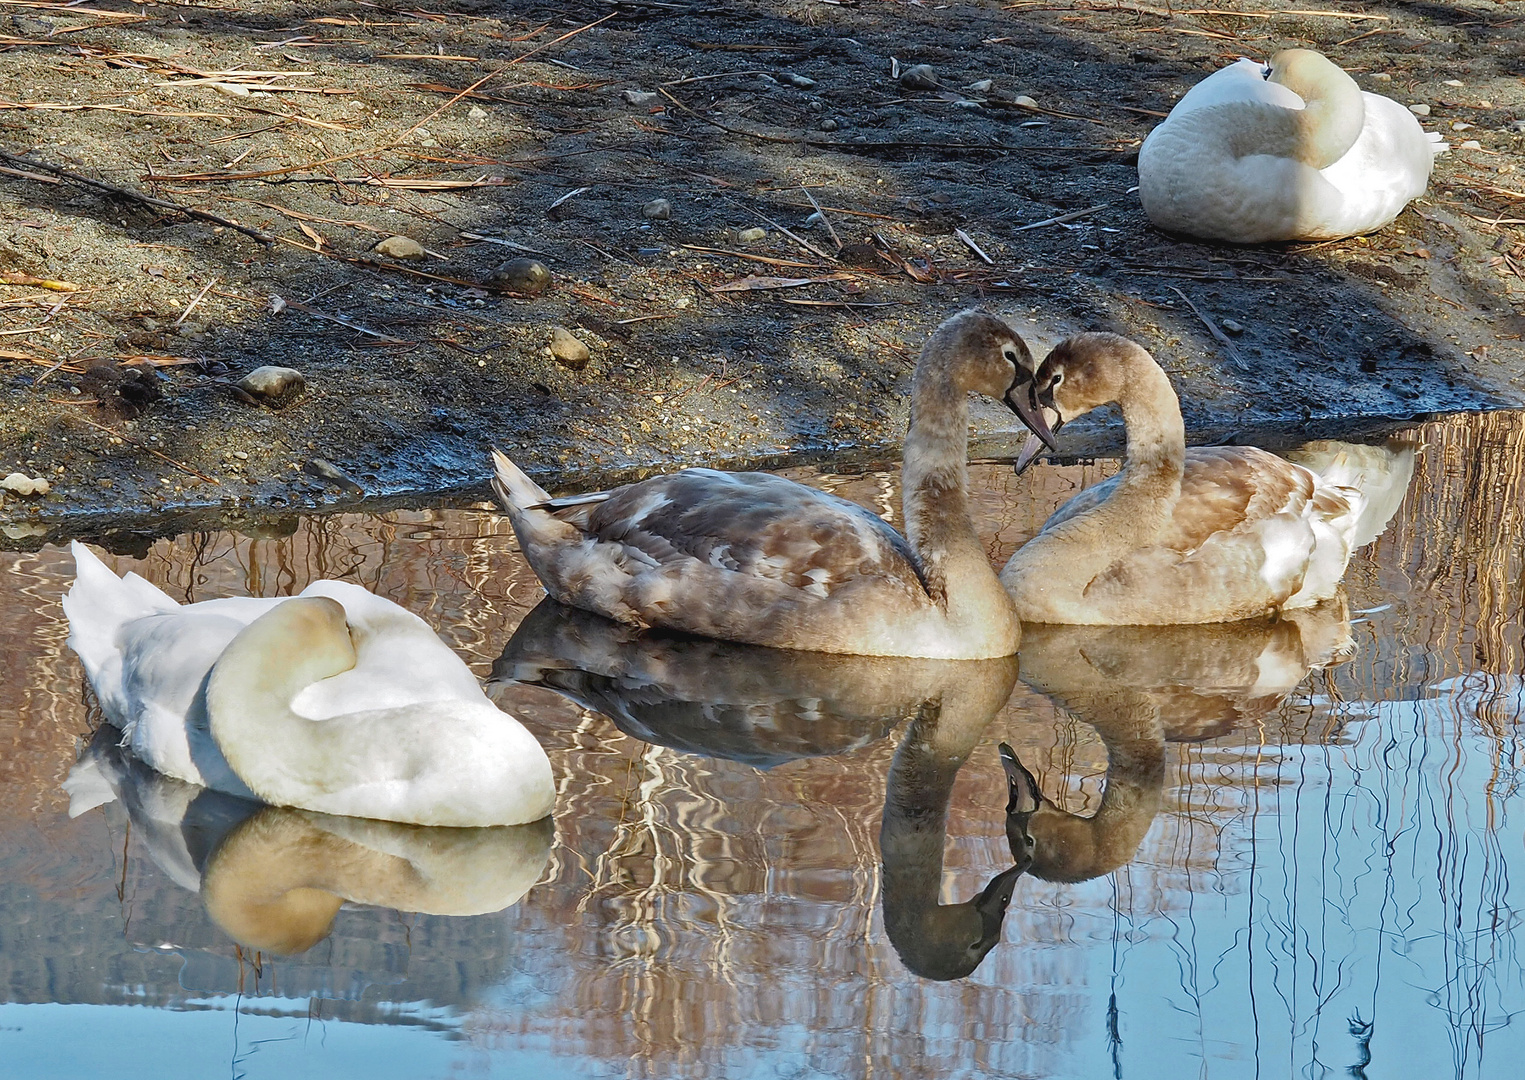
[
  {"x1": 586, "y1": 470, "x2": 927, "y2": 597},
  {"x1": 1042, "y1": 447, "x2": 1316, "y2": 551},
  {"x1": 1157, "y1": 447, "x2": 1310, "y2": 550},
  {"x1": 1077, "y1": 448, "x2": 1352, "y2": 614}
]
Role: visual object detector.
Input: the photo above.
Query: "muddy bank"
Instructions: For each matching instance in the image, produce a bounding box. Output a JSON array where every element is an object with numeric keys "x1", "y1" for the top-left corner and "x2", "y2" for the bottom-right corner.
[{"x1": 1, "y1": 0, "x2": 1522, "y2": 547}]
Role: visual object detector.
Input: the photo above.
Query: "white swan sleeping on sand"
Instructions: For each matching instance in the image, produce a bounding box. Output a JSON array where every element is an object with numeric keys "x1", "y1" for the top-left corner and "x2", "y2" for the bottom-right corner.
[{"x1": 1138, "y1": 50, "x2": 1445, "y2": 243}]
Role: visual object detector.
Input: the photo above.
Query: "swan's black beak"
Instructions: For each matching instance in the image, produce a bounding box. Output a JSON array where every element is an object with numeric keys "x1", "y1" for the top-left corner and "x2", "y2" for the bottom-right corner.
[
  {"x1": 973, "y1": 862, "x2": 1027, "y2": 930},
  {"x1": 999, "y1": 742, "x2": 1041, "y2": 870},
  {"x1": 1010, "y1": 405, "x2": 1063, "y2": 476},
  {"x1": 1003, "y1": 374, "x2": 1058, "y2": 454}
]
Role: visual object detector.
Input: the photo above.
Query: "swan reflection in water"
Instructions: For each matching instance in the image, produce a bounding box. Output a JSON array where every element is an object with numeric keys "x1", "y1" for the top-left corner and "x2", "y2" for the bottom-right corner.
[
  {"x1": 1013, "y1": 598, "x2": 1354, "y2": 883},
  {"x1": 64, "y1": 727, "x2": 554, "y2": 955},
  {"x1": 492, "y1": 598, "x2": 997, "y2": 768},
  {"x1": 495, "y1": 599, "x2": 1037, "y2": 980},
  {"x1": 498, "y1": 593, "x2": 1358, "y2": 979}
]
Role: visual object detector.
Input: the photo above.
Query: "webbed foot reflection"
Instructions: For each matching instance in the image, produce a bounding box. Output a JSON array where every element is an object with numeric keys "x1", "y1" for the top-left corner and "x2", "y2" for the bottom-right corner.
[{"x1": 66, "y1": 726, "x2": 553, "y2": 955}]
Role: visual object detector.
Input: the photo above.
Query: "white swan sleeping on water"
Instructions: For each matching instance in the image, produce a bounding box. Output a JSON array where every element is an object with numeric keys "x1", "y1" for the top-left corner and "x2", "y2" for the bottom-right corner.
[
  {"x1": 63, "y1": 541, "x2": 554, "y2": 827},
  {"x1": 1138, "y1": 50, "x2": 1445, "y2": 243}
]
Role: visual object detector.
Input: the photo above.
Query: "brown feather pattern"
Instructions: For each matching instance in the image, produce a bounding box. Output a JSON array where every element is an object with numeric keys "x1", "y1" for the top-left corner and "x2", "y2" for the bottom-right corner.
[{"x1": 585, "y1": 470, "x2": 929, "y2": 598}]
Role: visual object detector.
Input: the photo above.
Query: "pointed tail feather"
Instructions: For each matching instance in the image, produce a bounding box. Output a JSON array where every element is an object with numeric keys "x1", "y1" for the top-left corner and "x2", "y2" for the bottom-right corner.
[
  {"x1": 62, "y1": 541, "x2": 179, "y2": 689},
  {"x1": 489, "y1": 448, "x2": 552, "y2": 511}
]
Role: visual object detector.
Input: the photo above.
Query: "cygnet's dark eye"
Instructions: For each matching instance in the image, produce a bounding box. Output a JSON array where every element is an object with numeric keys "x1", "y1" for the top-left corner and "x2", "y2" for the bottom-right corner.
[{"x1": 1002, "y1": 347, "x2": 1020, "y2": 364}]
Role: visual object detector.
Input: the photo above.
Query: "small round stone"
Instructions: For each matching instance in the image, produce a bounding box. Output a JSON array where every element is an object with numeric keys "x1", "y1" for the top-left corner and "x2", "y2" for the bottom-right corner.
[
  {"x1": 643, "y1": 198, "x2": 673, "y2": 220},
  {"x1": 898, "y1": 64, "x2": 939, "y2": 91},
  {"x1": 1, "y1": 472, "x2": 49, "y2": 496},
  {"x1": 489, "y1": 258, "x2": 553, "y2": 296},
  {"x1": 373, "y1": 235, "x2": 425, "y2": 260},
  {"x1": 549, "y1": 327, "x2": 591, "y2": 370},
  {"x1": 737, "y1": 226, "x2": 768, "y2": 244},
  {"x1": 237, "y1": 365, "x2": 306, "y2": 406}
]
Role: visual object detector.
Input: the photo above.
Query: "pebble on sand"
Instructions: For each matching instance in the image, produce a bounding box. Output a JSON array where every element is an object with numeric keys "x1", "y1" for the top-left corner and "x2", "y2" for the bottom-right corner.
[
  {"x1": 643, "y1": 198, "x2": 673, "y2": 220},
  {"x1": 549, "y1": 327, "x2": 592, "y2": 370},
  {"x1": 737, "y1": 227, "x2": 768, "y2": 244},
  {"x1": 373, "y1": 236, "x2": 426, "y2": 260},
  {"x1": 1, "y1": 472, "x2": 49, "y2": 496},
  {"x1": 489, "y1": 258, "x2": 553, "y2": 296},
  {"x1": 552, "y1": 326, "x2": 591, "y2": 373},
  {"x1": 237, "y1": 366, "x2": 307, "y2": 406}
]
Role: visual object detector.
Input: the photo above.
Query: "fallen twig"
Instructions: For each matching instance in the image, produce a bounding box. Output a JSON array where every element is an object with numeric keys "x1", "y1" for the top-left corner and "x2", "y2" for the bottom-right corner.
[
  {"x1": 0, "y1": 163, "x2": 58, "y2": 183},
  {"x1": 706, "y1": 274, "x2": 852, "y2": 294},
  {"x1": 740, "y1": 205, "x2": 837, "y2": 262},
  {"x1": 271, "y1": 295, "x2": 409, "y2": 343},
  {"x1": 680, "y1": 244, "x2": 826, "y2": 270},
  {"x1": 954, "y1": 228, "x2": 994, "y2": 264},
  {"x1": 173, "y1": 278, "x2": 218, "y2": 328},
  {"x1": 460, "y1": 231, "x2": 552, "y2": 256},
  {"x1": 71, "y1": 413, "x2": 220, "y2": 485},
  {"x1": 0, "y1": 148, "x2": 273, "y2": 245},
  {"x1": 801, "y1": 187, "x2": 843, "y2": 250},
  {"x1": 0, "y1": 270, "x2": 77, "y2": 291},
  {"x1": 1016, "y1": 202, "x2": 1110, "y2": 231},
  {"x1": 657, "y1": 87, "x2": 801, "y2": 144},
  {"x1": 1169, "y1": 286, "x2": 1248, "y2": 371}
]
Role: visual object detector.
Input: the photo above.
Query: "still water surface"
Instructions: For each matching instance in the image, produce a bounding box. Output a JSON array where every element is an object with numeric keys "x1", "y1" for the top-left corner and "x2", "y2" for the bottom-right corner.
[{"x1": 2, "y1": 411, "x2": 1523, "y2": 1079}]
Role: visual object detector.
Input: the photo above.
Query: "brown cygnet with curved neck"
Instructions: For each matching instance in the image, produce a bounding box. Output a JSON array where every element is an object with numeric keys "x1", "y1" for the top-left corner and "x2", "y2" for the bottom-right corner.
[
  {"x1": 1000, "y1": 332, "x2": 1413, "y2": 625},
  {"x1": 493, "y1": 310, "x2": 1046, "y2": 658}
]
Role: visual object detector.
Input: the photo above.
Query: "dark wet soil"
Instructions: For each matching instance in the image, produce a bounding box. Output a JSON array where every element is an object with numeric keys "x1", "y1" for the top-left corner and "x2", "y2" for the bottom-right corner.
[{"x1": 1, "y1": 0, "x2": 1522, "y2": 547}]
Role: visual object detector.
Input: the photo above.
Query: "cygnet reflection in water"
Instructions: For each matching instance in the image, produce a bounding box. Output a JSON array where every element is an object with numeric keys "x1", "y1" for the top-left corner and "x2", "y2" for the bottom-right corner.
[
  {"x1": 492, "y1": 598, "x2": 1019, "y2": 768},
  {"x1": 1010, "y1": 599, "x2": 1353, "y2": 883},
  {"x1": 494, "y1": 598, "x2": 1034, "y2": 980},
  {"x1": 65, "y1": 727, "x2": 554, "y2": 955},
  {"x1": 878, "y1": 661, "x2": 1037, "y2": 981}
]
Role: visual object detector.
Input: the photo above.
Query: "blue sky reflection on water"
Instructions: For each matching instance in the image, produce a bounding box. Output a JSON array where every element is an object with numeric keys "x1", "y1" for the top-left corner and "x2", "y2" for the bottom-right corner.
[{"x1": 1, "y1": 410, "x2": 1523, "y2": 1079}]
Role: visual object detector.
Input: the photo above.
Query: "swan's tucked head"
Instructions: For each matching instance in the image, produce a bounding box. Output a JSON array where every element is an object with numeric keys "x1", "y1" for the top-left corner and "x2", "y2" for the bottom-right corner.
[
  {"x1": 920, "y1": 309, "x2": 1055, "y2": 445},
  {"x1": 1264, "y1": 48, "x2": 1364, "y2": 167},
  {"x1": 1265, "y1": 49, "x2": 1342, "y2": 99}
]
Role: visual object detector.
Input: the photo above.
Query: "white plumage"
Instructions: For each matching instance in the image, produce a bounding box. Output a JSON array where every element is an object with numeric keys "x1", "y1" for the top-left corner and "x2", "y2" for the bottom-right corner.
[
  {"x1": 1139, "y1": 52, "x2": 1445, "y2": 243},
  {"x1": 63, "y1": 541, "x2": 555, "y2": 827},
  {"x1": 66, "y1": 728, "x2": 553, "y2": 954}
]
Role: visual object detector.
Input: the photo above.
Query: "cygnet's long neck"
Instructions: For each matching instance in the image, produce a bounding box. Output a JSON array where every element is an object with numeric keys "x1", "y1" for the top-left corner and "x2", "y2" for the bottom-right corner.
[
  {"x1": 1010, "y1": 347, "x2": 1185, "y2": 586},
  {"x1": 879, "y1": 676, "x2": 1023, "y2": 980},
  {"x1": 1028, "y1": 688, "x2": 1166, "y2": 883},
  {"x1": 901, "y1": 354, "x2": 1014, "y2": 640}
]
